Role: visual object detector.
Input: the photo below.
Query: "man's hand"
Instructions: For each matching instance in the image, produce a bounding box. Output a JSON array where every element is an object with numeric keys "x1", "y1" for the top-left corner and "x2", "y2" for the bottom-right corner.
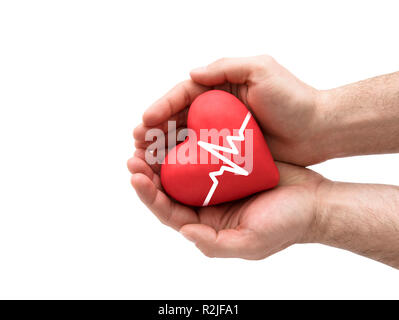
[
  {"x1": 130, "y1": 56, "x2": 399, "y2": 268},
  {"x1": 128, "y1": 151, "x2": 399, "y2": 267},
  {"x1": 128, "y1": 155, "x2": 325, "y2": 259},
  {"x1": 190, "y1": 55, "x2": 324, "y2": 165},
  {"x1": 130, "y1": 55, "x2": 328, "y2": 259},
  {"x1": 134, "y1": 55, "x2": 325, "y2": 166},
  {"x1": 135, "y1": 56, "x2": 399, "y2": 166}
]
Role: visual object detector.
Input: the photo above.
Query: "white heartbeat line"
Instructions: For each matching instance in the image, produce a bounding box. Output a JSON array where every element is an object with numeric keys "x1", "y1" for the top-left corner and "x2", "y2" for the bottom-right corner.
[{"x1": 198, "y1": 112, "x2": 252, "y2": 206}]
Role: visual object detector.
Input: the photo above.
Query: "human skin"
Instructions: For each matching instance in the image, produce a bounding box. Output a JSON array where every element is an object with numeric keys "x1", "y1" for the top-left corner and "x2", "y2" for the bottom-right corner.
[{"x1": 129, "y1": 55, "x2": 399, "y2": 268}]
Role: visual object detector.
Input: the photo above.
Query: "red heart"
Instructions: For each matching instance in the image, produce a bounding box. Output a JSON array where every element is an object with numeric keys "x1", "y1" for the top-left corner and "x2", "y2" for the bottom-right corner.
[{"x1": 161, "y1": 90, "x2": 279, "y2": 206}]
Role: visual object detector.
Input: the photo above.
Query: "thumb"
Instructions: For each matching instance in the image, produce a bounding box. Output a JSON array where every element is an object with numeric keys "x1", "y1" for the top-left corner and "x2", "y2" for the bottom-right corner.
[
  {"x1": 180, "y1": 224, "x2": 259, "y2": 258},
  {"x1": 190, "y1": 56, "x2": 261, "y2": 86}
]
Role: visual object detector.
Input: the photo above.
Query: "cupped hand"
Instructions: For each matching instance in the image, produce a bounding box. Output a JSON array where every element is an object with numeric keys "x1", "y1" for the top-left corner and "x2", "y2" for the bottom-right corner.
[
  {"x1": 134, "y1": 55, "x2": 325, "y2": 167},
  {"x1": 130, "y1": 55, "x2": 329, "y2": 258},
  {"x1": 127, "y1": 153, "x2": 326, "y2": 259},
  {"x1": 189, "y1": 55, "x2": 325, "y2": 166}
]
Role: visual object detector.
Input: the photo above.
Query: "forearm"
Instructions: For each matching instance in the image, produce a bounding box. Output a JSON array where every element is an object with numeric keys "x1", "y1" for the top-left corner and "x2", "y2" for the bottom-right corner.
[
  {"x1": 314, "y1": 180, "x2": 399, "y2": 268},
  {"x1": 315, "y1": 72, "x2": 399, "y2": 160}
]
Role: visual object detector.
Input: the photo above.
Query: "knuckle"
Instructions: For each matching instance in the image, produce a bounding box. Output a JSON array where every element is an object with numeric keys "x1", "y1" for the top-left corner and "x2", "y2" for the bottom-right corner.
[
  {"x1": 256, "y1": 54, "x2": 276, "y2": 69},
  {"x1": 198, "y1": 245, "x2": 216, "y2": 258},
  {"x1": 204, "y1": 251, "x2": 216, "y2": 258},
  {"x1": 260, "y1": 54, "x2": 275, "y2": 63},
  {"x1": 133, "y1": 125, "x2": 142, "y2": 139},
  {"x1": 177, "y1": 79, "x2": 189, "y2": 88},
  {"x1": 159, "y1": 217, "x2": 169, "y2": 227},
  {"x1": 213, "y1": 57, "x2": 229, "y2": 66},
  {"x1": 246, "y1": 253, "x2": 266, "y2": 261},
  {"x1": 159, "y1": 211, "x2": 173, "y2": 227}
]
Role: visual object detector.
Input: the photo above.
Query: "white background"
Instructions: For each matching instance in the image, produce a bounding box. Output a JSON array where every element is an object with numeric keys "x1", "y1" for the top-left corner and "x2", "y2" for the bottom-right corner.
[{"x1": 0, "y1": 0, "x2": 398, "y2": 299}]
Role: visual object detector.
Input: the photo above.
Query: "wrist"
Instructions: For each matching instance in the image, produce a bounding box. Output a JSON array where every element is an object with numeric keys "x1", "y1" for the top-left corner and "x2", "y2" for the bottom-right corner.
[
  {"x1": 312, "y1": 89, "x2": 347, "y2": 162},
  {"x1": 281, "y1": 89, "x2": 335, "y2": 166},
  {"x1": 301, "y1": 178, "x2": 335, "y2": 244},
  {"x1": 291, "y1": 89, "x2": 342, "y2": 166}
]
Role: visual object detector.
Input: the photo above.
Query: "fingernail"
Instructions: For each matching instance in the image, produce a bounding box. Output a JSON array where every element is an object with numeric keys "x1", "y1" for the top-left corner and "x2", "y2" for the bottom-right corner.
[{"x1": 180, "y1": 230, "x2": 195, "y2": 243}]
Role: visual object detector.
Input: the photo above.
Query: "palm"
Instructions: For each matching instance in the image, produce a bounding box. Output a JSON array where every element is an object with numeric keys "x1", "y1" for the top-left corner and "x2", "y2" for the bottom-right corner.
[
  {"x1": 192, "y1": 163, "x2": 322, "y2": 258},
  {"x1": 198, "y1": 175, "x2": 313, "y2": 235},
  {"x1": 128, "y1": 152, "x2": 323, "y2": 259}
]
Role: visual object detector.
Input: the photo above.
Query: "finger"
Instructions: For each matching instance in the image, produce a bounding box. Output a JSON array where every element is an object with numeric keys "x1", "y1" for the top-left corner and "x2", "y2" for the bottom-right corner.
[
  {"x1": 133, "y1": 146, "x2": 179, "y2": 174},
  {"x1": 127, "y1": 156, "x2": 161, "y2": 189},
  {"x1": 131, "y1": 173, "x2": 199, "y2": 230},
  {"x1": 134, "y1": 148, "x2": 161, "y2": 174},
  {"x1": 212, "y1": 83, "x2": 232, "y2": 92},
  {"x1": 134, "y1": 126, "x2": 187, "y2": 150},
  {"x1": 180, "y1": 224, "x2": 259, "y2": 259},
  {"x1": 190, "y1": 56, "x2": 263, "y2": 86},
  {"x1": 143, "y1": 80, "x2": 208, "y2": 127},
  {"x1": 134, "y1": 108, "x2": 189, "y2": 142}
]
